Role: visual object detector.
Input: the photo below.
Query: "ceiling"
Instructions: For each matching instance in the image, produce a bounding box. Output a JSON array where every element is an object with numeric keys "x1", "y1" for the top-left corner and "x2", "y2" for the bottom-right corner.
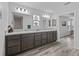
[
  {"x1": 15, "y1": 2, "x2": 64, "y2": 11},
  {"x1": 14, "y1": 2, "x2": 78, "y2": 15},
  {"x1": 14, "y1": 2, "x2": 69, "y2": 13}
]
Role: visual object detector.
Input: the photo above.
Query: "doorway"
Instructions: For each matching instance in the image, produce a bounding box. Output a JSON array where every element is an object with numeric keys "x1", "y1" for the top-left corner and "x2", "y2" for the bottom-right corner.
[{"x1": 58, "y1": 12, "x2": 75, "y2": 48}]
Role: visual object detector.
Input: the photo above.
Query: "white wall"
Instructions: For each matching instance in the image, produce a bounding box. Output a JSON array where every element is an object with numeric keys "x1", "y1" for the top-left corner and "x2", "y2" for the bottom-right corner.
[
  {"x1": 0, "y1": 2, "x2": 9, "y2": 56},
  {"x1": 74, "y1": 10, "x2": 79, "y2": 48},
  {"x1": 0, "y1": 3, "x2": 3, "y2": 55}
]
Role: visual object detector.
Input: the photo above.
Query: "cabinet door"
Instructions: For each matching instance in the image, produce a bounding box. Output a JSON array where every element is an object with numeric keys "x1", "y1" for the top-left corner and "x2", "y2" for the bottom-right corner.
[
  {"x1": 7, "y1": 45, "x2": 20, "y2": 56},
  {"x1": 35, "y1": 33, "x2": 41, "y2": 47},
  {"x1": 52, "y1": 31, "x2": 54, "y2": 42},
  {"x1": 47, "y1": 31, "x2": 52, "y2": 43},
  {"x1": 35, "y1": 40, "x2": 41, "y2": 47},
  {"x1": 54, "y1": 31, "x2": 57, "y2": 41},
  {"x1": 22, "y1": 37, "x2": 34, "y2": 51},
  {"x1": 41, "y1": 32, "x2": 47, "y2": 45},
  {"x1": 22, "y1": 34, "x2": 34, "y2": 51}
]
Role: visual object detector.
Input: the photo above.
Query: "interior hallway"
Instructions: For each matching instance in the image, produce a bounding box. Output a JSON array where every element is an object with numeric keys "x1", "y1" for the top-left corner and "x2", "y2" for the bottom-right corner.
[{"x1": 17, "y1": 35, "x2": 79, "y2": 56}]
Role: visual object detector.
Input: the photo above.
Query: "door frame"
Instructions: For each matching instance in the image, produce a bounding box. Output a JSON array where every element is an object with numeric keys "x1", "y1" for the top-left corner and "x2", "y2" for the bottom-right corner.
[{"x1": 57, "y1": 11, "x2": 76, "y2": 45}]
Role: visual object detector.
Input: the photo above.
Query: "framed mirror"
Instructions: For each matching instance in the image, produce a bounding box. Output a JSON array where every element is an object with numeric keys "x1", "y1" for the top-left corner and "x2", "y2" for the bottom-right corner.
[
  {"x1": 33, "y1": 15, "x2": 40, "y2": 26},
  {"x1": 62, "y1": 21, "x2": 66, "y2": 26},
  {"x1": 52, "y1": 19, "x2": 56, "y2": 26}
]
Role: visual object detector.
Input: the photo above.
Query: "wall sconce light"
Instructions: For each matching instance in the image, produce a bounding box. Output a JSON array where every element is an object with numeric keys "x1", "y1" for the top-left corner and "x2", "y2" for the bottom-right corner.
[{"x1": 33, "y1": 15, "x2": 40, "y2": 21}]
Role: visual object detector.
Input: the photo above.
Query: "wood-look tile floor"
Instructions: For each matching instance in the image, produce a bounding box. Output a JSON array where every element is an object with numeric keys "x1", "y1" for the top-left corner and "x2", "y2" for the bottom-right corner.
[{"x1": 17, "y1": 35, "x2": 79, "y2": 56}]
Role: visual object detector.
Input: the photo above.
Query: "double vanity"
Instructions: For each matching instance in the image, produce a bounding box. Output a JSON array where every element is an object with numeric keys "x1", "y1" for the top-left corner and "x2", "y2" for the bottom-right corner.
[{"x1": 5, "y1": 29, "x2": 57, "y2": 56}]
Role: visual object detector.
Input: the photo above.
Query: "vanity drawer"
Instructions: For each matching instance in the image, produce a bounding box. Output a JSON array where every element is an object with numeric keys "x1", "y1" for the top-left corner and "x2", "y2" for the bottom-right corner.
[
  {"x1": 7, "y1": 39, "x2": 20, "y2": 47},
  {"x1": 21, "y1": 33, "x2": 34, "y2": 38},
  {"x1": 35, "y1": 32, "x2": 41, "y2": 36},
  {"x1": 6, "y1": 35, "x2": 20, "y2": 40},
  {"x1": 7, "y1": 45, "x2": 20, "y2": 56}
]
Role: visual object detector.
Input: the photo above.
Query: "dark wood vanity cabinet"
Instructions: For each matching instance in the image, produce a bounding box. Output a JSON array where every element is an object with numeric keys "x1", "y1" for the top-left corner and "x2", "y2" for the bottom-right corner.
[
  {"x1": 21, "y1": 33, "x2": 34, "y2": 51},
  {"x1": 5, "y1": 35, "x2": 21, "y2": 56},
  {"x1": 41, "y1": 32, "x2": 47, "y2": 45},
  {"x1": 34, "y1": 33, "x2": 42, "y2": 47},
  {"x1": 5, "y1": 31, "x2": 57, "y2": 56}
]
